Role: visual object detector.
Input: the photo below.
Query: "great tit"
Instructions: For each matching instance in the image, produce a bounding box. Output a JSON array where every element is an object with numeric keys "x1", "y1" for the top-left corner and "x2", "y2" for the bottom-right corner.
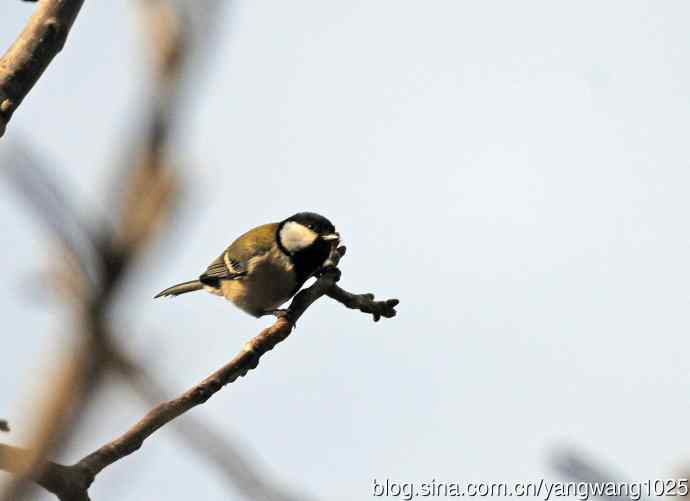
[{"x1": 155, "y1": 212, "x2": 341, "y2": 317}]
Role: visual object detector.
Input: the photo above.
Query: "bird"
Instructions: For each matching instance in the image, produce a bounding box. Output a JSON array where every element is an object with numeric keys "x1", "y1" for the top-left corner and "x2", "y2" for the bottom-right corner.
[{"x1": 155, "y1": 212, "x2": 341, "y2": 317}]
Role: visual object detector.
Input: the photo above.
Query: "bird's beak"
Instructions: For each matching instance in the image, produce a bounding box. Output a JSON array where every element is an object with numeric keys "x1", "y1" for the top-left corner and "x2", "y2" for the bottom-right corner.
[{"x1": 322, "y1": 232, "x2": 340, "y2": 242}]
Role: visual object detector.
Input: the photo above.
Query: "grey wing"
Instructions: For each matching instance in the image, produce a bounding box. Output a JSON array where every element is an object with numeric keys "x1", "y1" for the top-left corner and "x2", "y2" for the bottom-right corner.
[{"x1": 199, "y1": 252, "x2": 246, "y2": 288}]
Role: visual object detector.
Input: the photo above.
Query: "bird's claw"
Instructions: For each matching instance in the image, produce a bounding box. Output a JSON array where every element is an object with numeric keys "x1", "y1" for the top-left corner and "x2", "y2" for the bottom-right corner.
[{"x1": 268, "y1": 309, "x2": 289, "y2": 319}]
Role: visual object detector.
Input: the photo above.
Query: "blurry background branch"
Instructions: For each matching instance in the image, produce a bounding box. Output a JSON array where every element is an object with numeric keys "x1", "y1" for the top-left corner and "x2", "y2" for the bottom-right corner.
[
  {"x1": 0, "y1": 444, "x2": 91, "y2": 501},
  {"x1": 550, "y1": 447, "x2": 655, "y2": 501},
  {"x1": 0, "y1": 0, "x2": 337, "y2": 500},
  {"x1": 0, "y1": 0, "x2": 190, "y2": 495},
  {"x1": 0, "y1": 0, "x2": 399, "y2": 498},
  {"x1": 0, "y1": 0, "x2": 85, "y2": 137}
]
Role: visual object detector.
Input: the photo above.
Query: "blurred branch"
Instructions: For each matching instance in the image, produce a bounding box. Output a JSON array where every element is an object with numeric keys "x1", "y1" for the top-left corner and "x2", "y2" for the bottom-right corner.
[
  {"x1": 0, "y1": 0, "x2": 85, "y2": 137},
  {"x1": 551, "y1": 447, "x2": 653, "y2": 501},
  {"x1": 0, "y1": 333, "x2": 104, "y2": 501},
  {"x1": 0, "y1": 0, "x2": 330, "y2": 499},
  {"x1": 0, "y1": 444, "x2": 90, "y2": 501},
  {"x1": 2, "y1": 141, "x2": 101, "y2": 285},
  {"x1": 0, "y1": 1, "x2": 395, "y2": 500},
  {"x1": 0, "y1": 0, "x2": 183, "y2": 497}
]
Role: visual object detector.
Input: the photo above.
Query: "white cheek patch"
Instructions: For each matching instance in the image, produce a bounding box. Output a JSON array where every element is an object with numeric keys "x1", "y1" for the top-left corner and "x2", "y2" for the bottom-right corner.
[{"x1": 280, "y1": 221, "x2": 317, "y2": 253}]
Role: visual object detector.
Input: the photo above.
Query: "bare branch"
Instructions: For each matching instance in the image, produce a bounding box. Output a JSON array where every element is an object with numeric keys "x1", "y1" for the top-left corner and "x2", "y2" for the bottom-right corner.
[
  {"x1": 1, "y1": 1, "x2": 398, "y2": 499},
  {"x1": 107, "y1": 343, "x2": 318, "y2": 501},
  {"x1": 77, "y1": 247, "x2": 397, "y2": 478},
  {"x1": 0, "y1": 246, "x2": 398, "y2": 499},
  {"x1": 0, "y1": 0, "x2": 86, "y2": 137}
]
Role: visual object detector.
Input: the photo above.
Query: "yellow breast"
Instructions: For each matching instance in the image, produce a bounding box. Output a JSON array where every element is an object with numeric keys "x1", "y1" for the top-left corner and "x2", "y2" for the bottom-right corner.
[{"x1": 219, "y1": 247, "x2": 297, "y2": 317}]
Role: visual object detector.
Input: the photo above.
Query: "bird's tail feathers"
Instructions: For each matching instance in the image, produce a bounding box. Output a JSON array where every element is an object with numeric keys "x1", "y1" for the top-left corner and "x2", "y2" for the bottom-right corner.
[{"x1": 154, "y1": 280, "x2": 203, "y2": 298}]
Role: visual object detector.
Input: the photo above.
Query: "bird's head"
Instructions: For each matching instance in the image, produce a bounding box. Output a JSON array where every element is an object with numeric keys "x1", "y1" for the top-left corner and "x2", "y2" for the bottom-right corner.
[{"x1": 278, "y1": 212, "x2": 340, "y2": 256}]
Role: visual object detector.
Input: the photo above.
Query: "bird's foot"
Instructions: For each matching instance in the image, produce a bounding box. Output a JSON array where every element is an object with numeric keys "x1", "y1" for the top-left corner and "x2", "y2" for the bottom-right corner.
[
  {"x1": 265, "y1": 308, "x2": 297, "y2": 328},
  {"x1": 267, "y1": 308, "x2": 289, "y2": 319}
]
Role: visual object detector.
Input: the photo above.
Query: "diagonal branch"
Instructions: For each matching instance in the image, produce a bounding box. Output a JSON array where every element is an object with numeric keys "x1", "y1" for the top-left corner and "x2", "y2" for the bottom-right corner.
[
  {"x1": 0, "y1": 247, "x2": 398, "y2": 500},
  {"x1": 77, "y1": 246, "x2": 398, "y2": 479},
  {"x1": 107, "y1": 343, "x2": 317, "y2": 501},
  {"x1": 1, "y1": 2, "x2": 399, "y2": 500},
  {"x1": 0, "y1": 0, "x2": 86, "y2": 137}
]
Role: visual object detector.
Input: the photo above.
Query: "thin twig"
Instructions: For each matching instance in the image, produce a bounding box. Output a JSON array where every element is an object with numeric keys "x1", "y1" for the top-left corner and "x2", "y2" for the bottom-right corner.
[
  {"x1": 0, "y1": 0, "x2": 86, "y2": 137},
  {"x1": 327, "y1": 285, "x2": 398, "y2": 322}
]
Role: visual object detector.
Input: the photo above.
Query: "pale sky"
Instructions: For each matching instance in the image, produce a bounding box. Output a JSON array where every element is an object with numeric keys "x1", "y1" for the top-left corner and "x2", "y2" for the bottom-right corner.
[{"x1": 2, "y1": 1, "x2": 690, "y2": 500}]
